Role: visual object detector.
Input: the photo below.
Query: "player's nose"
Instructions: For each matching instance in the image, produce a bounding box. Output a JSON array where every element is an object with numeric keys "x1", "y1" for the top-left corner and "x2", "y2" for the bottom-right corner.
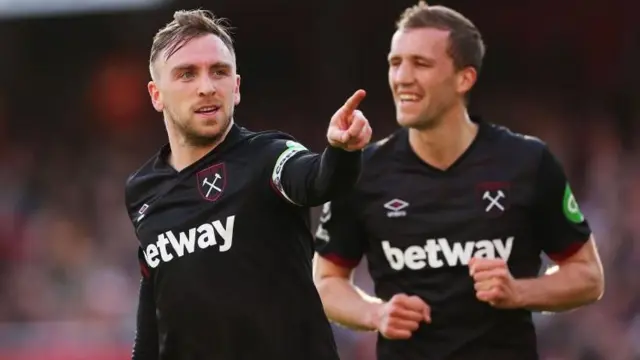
[
  {"x1": 392, "y1": 62, "x2": 416, "y2": 86},
  {"x1": 197, "y1": 76, "x2": 217, "y2": 97}
]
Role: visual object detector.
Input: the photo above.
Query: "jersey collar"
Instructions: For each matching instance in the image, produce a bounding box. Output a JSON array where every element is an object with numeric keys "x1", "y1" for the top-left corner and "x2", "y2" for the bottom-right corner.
[
  {"x1": 401, "y1": 116, "x2": 487, "y2": 174},
  {"x1": 154, "y1": 123, "x2": 243, "y2": 174}
]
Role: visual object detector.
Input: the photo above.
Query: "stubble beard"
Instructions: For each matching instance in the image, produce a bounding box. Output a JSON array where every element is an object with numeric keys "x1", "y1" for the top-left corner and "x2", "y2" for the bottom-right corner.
[
  {"x1": 168, "y1": 107, "x2": 233, "y2": 148},
  {"x1": 408, "y1": 97, "x2": 455, "y2": 132}
]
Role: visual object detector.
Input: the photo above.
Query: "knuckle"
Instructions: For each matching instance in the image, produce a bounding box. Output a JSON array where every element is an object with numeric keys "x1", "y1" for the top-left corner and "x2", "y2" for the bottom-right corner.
[
  {"x1": 386, "y1": 317, "x2": 400, "y2": 327},
  {"x1": 388, "y1": 306, "x2": 400, "y2": 316}
]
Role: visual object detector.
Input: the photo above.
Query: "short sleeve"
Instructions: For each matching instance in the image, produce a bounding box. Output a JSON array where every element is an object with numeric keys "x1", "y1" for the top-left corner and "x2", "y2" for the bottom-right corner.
[
  {"x1": 532, "y1": 146, "x2": 591, "y2": 262},
  {"x1": 314, "y1": 194, "x2": 367, "y2": 269}
]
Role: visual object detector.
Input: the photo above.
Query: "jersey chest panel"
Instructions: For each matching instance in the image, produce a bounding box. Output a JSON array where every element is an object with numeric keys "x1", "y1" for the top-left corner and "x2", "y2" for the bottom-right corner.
[
  {"x1": 359, "y1": 159, "x2": 539, "y2": 274},
  {"x1": 133, "y1": 157, "x2": 260, "y2": 272}
]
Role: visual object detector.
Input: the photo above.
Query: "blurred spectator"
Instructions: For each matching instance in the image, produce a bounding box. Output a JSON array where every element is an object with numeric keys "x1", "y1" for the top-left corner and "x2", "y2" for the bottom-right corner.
[{"x1": 0, "y1": 1, "x2": 638, "y2": 359}]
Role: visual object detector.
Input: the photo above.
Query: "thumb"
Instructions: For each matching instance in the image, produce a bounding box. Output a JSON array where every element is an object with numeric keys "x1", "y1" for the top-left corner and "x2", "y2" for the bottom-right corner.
[
  {"x1": 422, "y1": 304, "x2": 431, "y2": 323},
  {"x1": 405, "y1": 295, "x2": 431, "y2": 323},
  {"x1": 340, "y1": 131, "x2": 350, "y2": 143},
  {"x1": 404, "y1": 295, "x2": 427, "y2": 311}
]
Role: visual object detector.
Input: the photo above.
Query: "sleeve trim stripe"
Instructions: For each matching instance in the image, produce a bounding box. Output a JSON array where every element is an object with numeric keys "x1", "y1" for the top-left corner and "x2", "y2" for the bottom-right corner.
[
  {"x1": 269, "y1": 178, "x2": 299, "y2": 206},
  {"x1": 271, "y1": 146, "x2": 305, "y2": 205},
  {"x1": 139, "y1": 261, "x2": 150, "y2": 279},
  {"x1": 547, "y1": 239, "x2": 588, "y2": 262},
  {"x1": 320, "y1": 253, "x2": 360, "y2": 269}
]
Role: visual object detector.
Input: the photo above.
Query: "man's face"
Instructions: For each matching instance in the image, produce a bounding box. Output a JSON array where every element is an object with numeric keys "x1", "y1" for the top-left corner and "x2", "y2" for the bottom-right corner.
[
  {"x1": 388, "y1": 28, "x2": 473, "y2": 130},
  {"x1": 148, "y1": 34, "x2": 240, "y2": 146}
]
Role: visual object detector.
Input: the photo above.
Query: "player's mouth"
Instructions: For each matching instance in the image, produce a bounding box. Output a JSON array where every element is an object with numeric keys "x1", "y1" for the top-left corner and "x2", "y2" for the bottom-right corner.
[
  {"x1": 397, "y1": 93, "x2": 422, "y2": 105},
  {"x1": 194, "y1": 105, "x2": 221, "y2": 116}
]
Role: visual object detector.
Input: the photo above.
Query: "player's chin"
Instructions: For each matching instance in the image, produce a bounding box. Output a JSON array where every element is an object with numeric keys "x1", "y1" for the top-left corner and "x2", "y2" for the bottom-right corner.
[
  {"x1": 396, "y1": 112, "x2": 422, "y2": 128},
  {"x1": 188, "y1": 120, "x2": 223, "y2": 138},
  {"x1": 193, "y1": 113, "x2": 229, "y2": 131},
  {"x1": 195, "y1": 123, "x2": 226, "y2": 139}
]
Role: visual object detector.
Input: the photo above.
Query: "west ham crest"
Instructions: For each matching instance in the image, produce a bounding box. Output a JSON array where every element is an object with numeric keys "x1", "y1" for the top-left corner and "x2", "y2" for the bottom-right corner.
[
  {"x1": 476, "y1": 181, "x2": 510, "y2": 217},
  {"x1": 196, "y1": 163, "x2": 226, "y2": 201}
]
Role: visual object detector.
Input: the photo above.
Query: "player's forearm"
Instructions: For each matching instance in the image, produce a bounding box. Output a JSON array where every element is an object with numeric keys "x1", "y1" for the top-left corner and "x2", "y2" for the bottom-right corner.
[
  {"x1": 514, "y1": 261, "x2": 604, "y2": 312},
  {"x1": 311, "y1": 146, "x2": 362, "y2": 204},
  {"x1": 315, "y1": 276, "x2": 381, "y2": 331},
  {"x1": 284, "y1": 146, "x2": 362, "y2": 206},
  {"x1": 132, "y1": 278, "x2": 159, "y2": 360}
]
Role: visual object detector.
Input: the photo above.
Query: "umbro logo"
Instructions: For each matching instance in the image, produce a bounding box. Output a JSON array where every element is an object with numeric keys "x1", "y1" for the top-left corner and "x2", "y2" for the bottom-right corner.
[
  {"x1": 135, "y1": 204, "x2": 149, "y2": 223},
  {"x1": 384, "y1": 199, "x2": 409, "y2": 218}
]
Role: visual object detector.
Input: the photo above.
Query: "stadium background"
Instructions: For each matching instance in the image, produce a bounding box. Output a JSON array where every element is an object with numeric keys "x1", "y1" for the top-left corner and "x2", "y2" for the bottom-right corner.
[{"x1": 0, "y1": 0, "x2": 638, "y2": 359}]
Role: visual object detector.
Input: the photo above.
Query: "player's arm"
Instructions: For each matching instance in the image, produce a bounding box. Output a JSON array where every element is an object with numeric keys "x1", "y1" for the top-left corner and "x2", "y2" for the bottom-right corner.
[
  {"x1": 132, "y1": 248, "x2": 159, "y2": 360},
  {"x1": 512, "y1": 236, "x2": 602, "y2": 312},
  {"x1": 313, "y1": 255, "x2": 382, "y2": 330},
  {"x1": 314, "y1": 199, "x2": 430, "y2": 339},
  {"x1": 470, "y1": 146, "x2": 604, "y2": 312},
  {"x1": 515, "y1": 146, "x2": 604, "y2": 311},
  {"x1": 313, "y1": 198, "x2": 381, "y2": 330},
  {"x1": 270, "y1": 90, "x2": 372, "y2": 207}
]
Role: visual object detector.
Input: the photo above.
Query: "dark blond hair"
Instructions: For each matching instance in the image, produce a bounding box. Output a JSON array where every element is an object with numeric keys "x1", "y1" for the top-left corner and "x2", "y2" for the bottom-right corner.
[
  {"x1": 149, "y1": 9, "x2": 235, "y2": 75},
  {"x1": 397, "y1": 1, "x2": 485, "y2": 72}
]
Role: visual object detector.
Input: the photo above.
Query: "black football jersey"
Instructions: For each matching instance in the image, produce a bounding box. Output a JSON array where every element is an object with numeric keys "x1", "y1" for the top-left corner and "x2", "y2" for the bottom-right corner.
[
  {"x1": 125, "y1": 123, "x2": 361, "y2": 360},
  {"x1": 314, "y1": 119, "x2": 591, "y2": 360}
]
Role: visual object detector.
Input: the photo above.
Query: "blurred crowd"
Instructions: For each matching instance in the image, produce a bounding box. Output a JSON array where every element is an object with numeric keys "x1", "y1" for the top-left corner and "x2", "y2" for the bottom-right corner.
[
  {"x1": 0, "y1": 60, "x2": 638, "y2": 360},
  {"x1": 0, "y1": 1, "x2": 639, "y2": 359}
]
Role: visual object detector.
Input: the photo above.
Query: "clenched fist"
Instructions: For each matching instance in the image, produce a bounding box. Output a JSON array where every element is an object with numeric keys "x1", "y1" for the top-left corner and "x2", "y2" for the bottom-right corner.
[
  {"x1": 372, "y1": 294, "x2": 431, "y2": 340},
  {"x1": 326, "y1": 89, "x2": 372, "y2": 151},
  {"x1": 469, "y1": 257, "x2": 522, "y2": 309}
]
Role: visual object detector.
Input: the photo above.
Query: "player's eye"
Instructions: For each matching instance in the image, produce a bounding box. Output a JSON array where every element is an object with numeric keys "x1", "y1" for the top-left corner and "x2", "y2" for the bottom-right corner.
[
  {"x1": 415, "y1": 59, "x2": 435, "y2": 68},
  {"x1": 388, "y1": 59, "x2": 401, "y2": 67},
  {"x1": 180, "y1": 71, "x2": 195, "y2": 80},
  {"x1": 212, "y1": 69, "x2": 229, "y2": 78}
]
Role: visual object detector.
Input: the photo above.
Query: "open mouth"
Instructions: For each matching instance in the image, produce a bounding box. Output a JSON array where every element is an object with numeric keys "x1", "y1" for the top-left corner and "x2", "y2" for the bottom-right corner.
[
  {"x1": 194, "y1": 105, "x2": 221, "y2": 115},
  {"x1": 397, "y1": 93, "x2": 422, "y2": 104}
]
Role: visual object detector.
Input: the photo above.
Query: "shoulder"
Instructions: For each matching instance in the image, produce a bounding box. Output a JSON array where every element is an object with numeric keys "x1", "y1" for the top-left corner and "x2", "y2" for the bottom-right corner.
[
  {"x1": 243, "y1": 129, "x2": 309, "y2": 154},
  {"x1": 124, "y1": 146, "x2": 169, "y2": 213},
  {"x1": 362, "y1": 128, "x2": 407, "y2": 164},
  {"x1": 239, "y1": 129, "x2": 312, "y2": 180},
  {"x1": 483, "y1": 121, "x2": 549, "y2": 163},
  {"x1": 335, "y1": 128, "x2": 408, "y2": 195},
  {"x1": 246, "y1": 129, "x2": 301, "y2": 146}
]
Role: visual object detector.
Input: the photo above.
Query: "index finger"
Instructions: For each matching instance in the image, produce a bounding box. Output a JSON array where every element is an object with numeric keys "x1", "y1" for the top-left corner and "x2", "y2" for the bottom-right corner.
[
  {"x1": 341, "y1": 89, "x2": 367, "y2": 114},
  {"x1": 469, "y1": 258, "x2": 507, "y2": 275}
]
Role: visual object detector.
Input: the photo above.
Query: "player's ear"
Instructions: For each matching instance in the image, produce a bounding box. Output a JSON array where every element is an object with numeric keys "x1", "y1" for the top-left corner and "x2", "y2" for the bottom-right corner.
[
  {"x1": 234, "y1": 74, "x2": 241, "y2": 106},
  {"x1": 456, "y1": 66, "x2": 477, "y2": 95},
  {"x1": 148, "y1": 80, "x2": 164, "y2": 112}
]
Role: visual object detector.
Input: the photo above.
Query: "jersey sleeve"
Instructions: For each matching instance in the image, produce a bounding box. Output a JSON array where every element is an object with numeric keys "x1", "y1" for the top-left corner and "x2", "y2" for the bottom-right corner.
[
  {"x1": 532, "y1": 146, "x2": 591, "y2": 262},
  {"x1": 266, "y1": 137, "x2": 362, "y2": 207},
  {"x1": 314, "y1": 195, "x2": 367, "y2": 269},
  {"x1": 132, "y1": 248, "x2": 159, "y2": 360}
]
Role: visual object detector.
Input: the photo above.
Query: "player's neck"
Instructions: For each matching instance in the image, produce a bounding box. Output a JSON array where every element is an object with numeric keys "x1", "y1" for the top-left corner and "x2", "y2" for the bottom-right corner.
[
  {"x1": 408, "y1": 107, "x2": 478, "y2": 171},
  {"x1": 167, "y1": 120, "x2": 234, "y2": 172}
]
